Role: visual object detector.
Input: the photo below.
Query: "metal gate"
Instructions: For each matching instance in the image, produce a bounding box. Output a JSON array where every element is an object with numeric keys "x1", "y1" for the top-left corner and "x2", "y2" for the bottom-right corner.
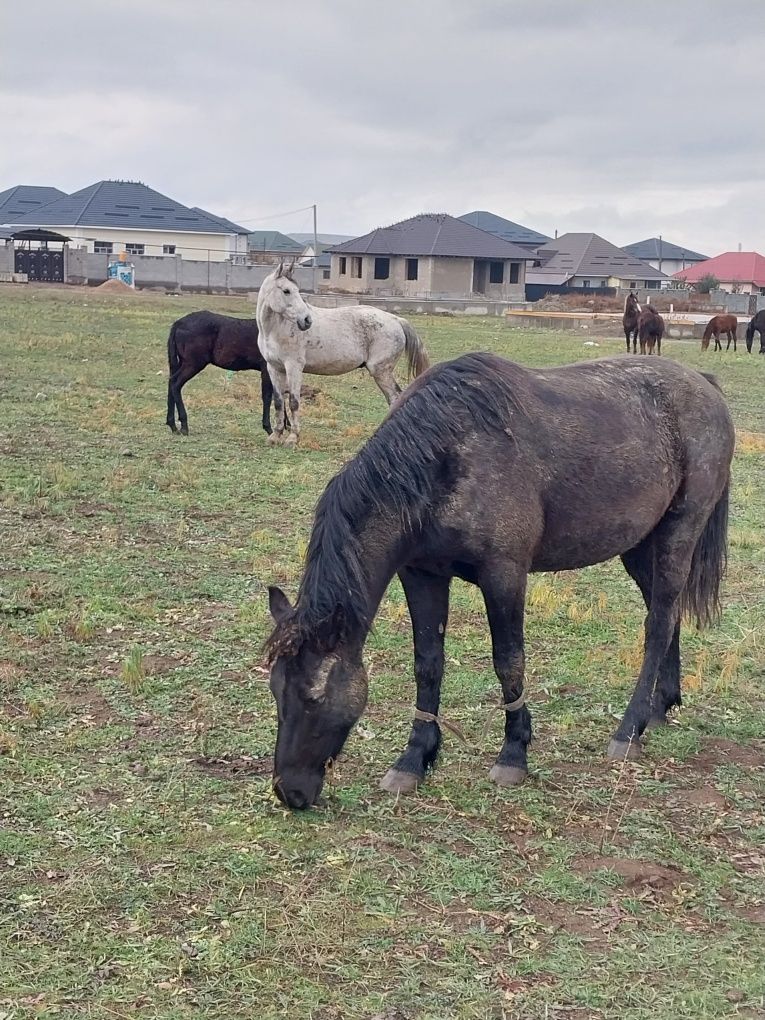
[{"x1": 14, "y1": 247, "x2": 64, "y2": 282}]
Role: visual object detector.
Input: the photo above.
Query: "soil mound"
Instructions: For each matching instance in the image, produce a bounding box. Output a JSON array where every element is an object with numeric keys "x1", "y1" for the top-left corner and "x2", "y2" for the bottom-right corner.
[{"x1": 95, "y1": 278, "x2": 135, "y2": 294}]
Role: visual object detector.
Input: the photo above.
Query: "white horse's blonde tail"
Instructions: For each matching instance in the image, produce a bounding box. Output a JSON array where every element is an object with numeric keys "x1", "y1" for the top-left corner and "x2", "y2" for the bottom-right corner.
[{"x1": 398, "y1": 318, "x2": 430, "y2": 379}]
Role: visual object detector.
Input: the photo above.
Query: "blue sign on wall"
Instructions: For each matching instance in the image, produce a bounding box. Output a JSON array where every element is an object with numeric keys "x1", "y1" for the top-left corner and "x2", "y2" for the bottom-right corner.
[{"x1": 107, "y1": 260, "x2": 135, "y2": 287}]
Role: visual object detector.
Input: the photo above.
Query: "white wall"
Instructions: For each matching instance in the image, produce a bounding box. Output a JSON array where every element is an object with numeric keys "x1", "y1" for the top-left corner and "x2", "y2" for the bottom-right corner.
[
  {"x1": 49, "y1": 225, "x2": 241, "y2": 262},
  {"x1": 644, "y1": 257, "x2": 704, "y2": 275}
]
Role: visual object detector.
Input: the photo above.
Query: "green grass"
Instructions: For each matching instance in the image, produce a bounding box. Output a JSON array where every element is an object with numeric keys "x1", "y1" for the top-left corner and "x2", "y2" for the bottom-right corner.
[{"x1": 0, "y1": 284, "x2": 764, "y2": 1019}]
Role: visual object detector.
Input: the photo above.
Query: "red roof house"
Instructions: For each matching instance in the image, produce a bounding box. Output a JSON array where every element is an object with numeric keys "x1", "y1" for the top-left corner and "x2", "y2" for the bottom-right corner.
[{"x1": 673, "y1": 252, "x2": 765, "y2": 294}]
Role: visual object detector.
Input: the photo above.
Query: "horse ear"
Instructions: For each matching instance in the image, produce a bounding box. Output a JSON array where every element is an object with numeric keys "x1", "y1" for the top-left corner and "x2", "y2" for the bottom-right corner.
[
  {"x1": 275, "y1": 260, "x2": 284, "y2": 279},
  {"x1": 268, "y1": 585, "x2": 293, "y2": 623},
  {"x1": 287, "y1": 257, "x2": 296, "y2": 278}
]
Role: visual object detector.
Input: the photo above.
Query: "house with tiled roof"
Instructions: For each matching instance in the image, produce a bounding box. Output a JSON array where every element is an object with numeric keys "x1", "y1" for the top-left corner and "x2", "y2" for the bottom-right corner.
[
  {"x1": 4, "y1": 180, "x2": 249, "y2": 261},
  {"x1": 526, "y1": 233, "x2": 668, "y2": 297},
  {"x1": 0, "y1": 185, "x2": 68, "y2": 224},
  {"x1": 328, "y1": 213, "x2": 535, "y2": 300},
  {"x1": 673, "y1": 252, "x2": 765, "y2": 295},
  {"x1": 246, "y1": 230, "x2": 304, "y2": 262},
  {"x1": 459, "y1": 210, "x2": 550, "y2": 250},
  {"x1": 623, "y1": 237, "x2": 708, "y2": 276}
]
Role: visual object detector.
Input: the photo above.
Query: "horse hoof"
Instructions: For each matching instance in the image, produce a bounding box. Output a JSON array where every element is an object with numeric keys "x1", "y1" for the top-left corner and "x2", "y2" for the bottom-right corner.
[
  {"x1": 284, "y1": 433, "x2": 299, "y2": 447},
  {"x1": 607, "y1": 738, "x2": 642, "y2": 761},
  {"x1": 379, "y1": 769, "x2": 419, "y2": 795},
  {"x1": 489, "y1": 764, "x2": 527, "y2": 787},
  {"x1": 267, "y1": 432, "x2": 282, "y2": 446},
  {"x1": 180, "y1": 426, "x2": 189, "y2": 436}
]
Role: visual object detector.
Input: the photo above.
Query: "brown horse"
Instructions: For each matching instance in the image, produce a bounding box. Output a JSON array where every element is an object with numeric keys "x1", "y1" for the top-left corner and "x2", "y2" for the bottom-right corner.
[
  {"x1": 265, "y1": 353, "x2": 733, "y2": 809},
  {"x1": 702, "y1": 314, "x2": 738, "y2": 352},
  {"x1": 166, "y1": 311, "x2": 277, "y2": 435},
  {"x1": 622, "y1": 292, "x2": 641, "y2": 352},
  {"x1": 638, "y1": 305, "x2": 664, "y2": 355}
]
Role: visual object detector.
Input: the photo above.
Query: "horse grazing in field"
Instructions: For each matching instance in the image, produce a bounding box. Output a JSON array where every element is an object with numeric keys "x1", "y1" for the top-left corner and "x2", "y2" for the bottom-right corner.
[
  {"x1": 265, "y1": 353, "x2": 733, "y2": 809},
  {"x1": 256, "y1": 263, "x2": 429, "y2": 446},
  {"x1": 745, "y1": 310, "x2": 765, "y2": 354},
  {"x1": 638, "y1": 305, "x2": 665, "y2": 355},
  {"x1": 702, "y1": 314, "x2": 738, "y2": 352},
  {"x1": 622, "y1": 292, "x2": 641, "y2": 352},
  {"x1": 166, "y1": 311, "x2": 278, "y2": 435}
]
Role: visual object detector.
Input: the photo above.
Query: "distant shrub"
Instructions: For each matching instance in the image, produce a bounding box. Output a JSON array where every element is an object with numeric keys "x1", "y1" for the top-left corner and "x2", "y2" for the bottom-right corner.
[{"x1": 695, "y1": 274, "x2": 720, "y2": 294}]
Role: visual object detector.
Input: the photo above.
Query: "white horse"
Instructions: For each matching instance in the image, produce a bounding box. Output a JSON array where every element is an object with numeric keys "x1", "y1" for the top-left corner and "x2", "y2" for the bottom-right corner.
[{"x1": 256, "y1": 263, "x2": 429, "y2": 445}]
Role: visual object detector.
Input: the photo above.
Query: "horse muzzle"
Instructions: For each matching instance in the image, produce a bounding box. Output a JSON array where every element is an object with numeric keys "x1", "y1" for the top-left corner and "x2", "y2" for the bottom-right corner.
[
  {"x1": 273, "y1": 768, "x2": 323, "y2": 810},
  {"x1": 297, "y1": 314, "x2": 312, "y2": 332}
]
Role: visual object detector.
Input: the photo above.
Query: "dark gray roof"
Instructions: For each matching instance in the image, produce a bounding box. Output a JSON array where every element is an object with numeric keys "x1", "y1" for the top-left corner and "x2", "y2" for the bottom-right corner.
[
  {"x1": 528, "y1": 233, "x2": 668, "y2": 283},
  {"x1": 247, "y1": 230, "x2": 304, "y2": 253},
  {"x1": 459, "y1": 210, "x2": 551, "y2": 248},
  {"x1": 191, "y1": 206, "x2": 249, "y2": 234},
  {"x1": 289, "y1": 232, "x2": 355, "y2": 245},
  {"x1": 7, "y1": 180, "x2": 248, "y2": 234},
  {"x1": 0, "y1": 185, "x2": 67, "y2": 225},
  {"x1": 623, "y1": 237, "x2": 708, "y2": 262},
  {"x1": 330, "y1": 213, "x2": 533, "y2": 259}
]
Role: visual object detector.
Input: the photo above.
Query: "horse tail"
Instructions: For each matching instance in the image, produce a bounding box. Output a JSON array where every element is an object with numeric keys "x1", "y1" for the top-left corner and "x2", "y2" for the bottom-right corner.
[
  {"x1": 746, "y1": 320, "x2": 755, "y2": 352},
  {"x1": 167, "y1": 321, "x2": 181, "y2": 376},
  {"x1": 681, "y1": 478, "x2": 729, "y2": 629},
  {"x1": 398, "y1": 318, "x2": 430, "y2": 378},
  {"x1": 680, "y1": 371, "x2": 730, "y2": 628}
]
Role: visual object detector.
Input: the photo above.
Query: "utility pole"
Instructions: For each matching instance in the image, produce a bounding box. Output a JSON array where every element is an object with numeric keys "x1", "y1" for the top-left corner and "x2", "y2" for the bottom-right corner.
[
  {"x1": 312, "y1": 203, "x2": 318, "y2": 294},
  {"x1": 658, "y1": 234, "x2": 663, "y2": 276}
]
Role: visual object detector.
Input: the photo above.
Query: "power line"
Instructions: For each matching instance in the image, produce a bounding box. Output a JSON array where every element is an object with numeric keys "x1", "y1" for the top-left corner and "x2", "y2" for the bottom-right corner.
[{"x1": 229, "y1": 203, "x2": 316, "y2": 225}]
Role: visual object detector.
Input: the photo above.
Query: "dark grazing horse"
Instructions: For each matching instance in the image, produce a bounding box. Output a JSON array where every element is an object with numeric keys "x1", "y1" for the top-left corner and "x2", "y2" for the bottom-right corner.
[
  {"x1": 638, "y1": 305, "x2": 665, "y2": 355},
  {"x1": 622, "y1": 292, "x2": 641, "y2": 353},
  {"x1": 702, "y1": 314, "x2": 738, "y2": 352},
  {"x1": 166, "y1": 311, "x2": 276, "y2": 435},
  {"x1": 265, "y1": 352, "x2": 733, "y2": 809},
  {"x1": 745, "y1": 310, "x2": 765, "y2": 353}
]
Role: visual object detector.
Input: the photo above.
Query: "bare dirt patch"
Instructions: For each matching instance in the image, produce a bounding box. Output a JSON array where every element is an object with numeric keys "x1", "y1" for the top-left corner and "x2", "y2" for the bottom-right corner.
[
  {"x1": 74, "y1": 501, "x2": 116, "y2": 517},
  {"x1": 729, "y1": 904, "x2": 765, "y2": 925},
  {"x1": 525, "y1": 895, "x2": 638, "y2": 948},
  {"x1": 575, "y1": 855, "x2": 684, "y2": 891},
  {"x1": 142, "y1": 653, "x2": 182, "y2": 676},
  {"x1": 688, "y1": 738, "x2": 765, "y2": 773},
  {"x1": 83, "y1": 787, "x2": 125, "y2": 808},
  {"x1": 59, "y1": 687, "x2": 116, "y2": 725},
  {"x1": 192, "y1": 753, "x2": 272, "y2": 779},
  {"x1": 673, "y1": 786, "x2": 728, "y2": 810}
]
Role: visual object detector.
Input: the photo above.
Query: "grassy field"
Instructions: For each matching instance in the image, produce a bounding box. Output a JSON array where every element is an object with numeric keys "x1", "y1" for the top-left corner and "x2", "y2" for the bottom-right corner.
[{"x1": 1, "y1": 284, "x2": 763, "y2": 1020}]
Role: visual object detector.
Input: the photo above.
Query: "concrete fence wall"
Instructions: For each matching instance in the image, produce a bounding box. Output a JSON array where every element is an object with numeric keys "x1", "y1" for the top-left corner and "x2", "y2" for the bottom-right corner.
[
  {"x1": 64, "y1": 249, "x2": 314, "y2": 293},
  {"x1": 0, "y1": 242, "x2": 14, "y2": 274},
  {"x1": 615, "y1": 288, "x2": 765, "y2": 315},
  {"x1": 274, "y1": 291, "x2": 529, "y2": 316}
]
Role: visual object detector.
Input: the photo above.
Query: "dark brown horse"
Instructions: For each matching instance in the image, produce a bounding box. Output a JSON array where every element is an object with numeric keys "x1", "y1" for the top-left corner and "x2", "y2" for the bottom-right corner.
[
  {"x1": 265, "y1": 353, "x2": 733, "y2": 809},
  {"x1": 702, "y1": 314, "x2": 738, "y2": 352},
  {"x1": 638, "y1": 305, "x2": 665, "y2": 355},
  {"x1": 166, "y1": 311, "x2": 277, "y2": 435},
  {"x1": 745, "y1": 310, "x2": 765, "y2": 353},
  {"x1": 622, "y1": 292, "x2": 641, "y2": 353}
]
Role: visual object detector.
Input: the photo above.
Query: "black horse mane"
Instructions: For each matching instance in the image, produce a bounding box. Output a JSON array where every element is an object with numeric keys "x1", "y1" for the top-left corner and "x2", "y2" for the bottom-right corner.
[{"x1": 265, "y1": 353, "x2": 526, "y2": 659}]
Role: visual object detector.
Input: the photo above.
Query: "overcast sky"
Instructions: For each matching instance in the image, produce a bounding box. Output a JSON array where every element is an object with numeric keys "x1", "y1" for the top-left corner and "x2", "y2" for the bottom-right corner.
[{"x1": 2, "y1": 0, "x2": 763, "y2": 254}]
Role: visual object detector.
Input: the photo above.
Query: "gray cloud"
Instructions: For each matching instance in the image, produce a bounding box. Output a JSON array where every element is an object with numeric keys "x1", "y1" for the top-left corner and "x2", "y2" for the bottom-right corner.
[{"x1": 2, "y1": 0, "x2": 764, "y2": 254}]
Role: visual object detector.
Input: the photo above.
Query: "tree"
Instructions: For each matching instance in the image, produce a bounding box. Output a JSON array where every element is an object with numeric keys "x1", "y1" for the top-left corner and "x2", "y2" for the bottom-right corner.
[{"x1": 695, "y1": 273, "x2": 720, "y2": 294}]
